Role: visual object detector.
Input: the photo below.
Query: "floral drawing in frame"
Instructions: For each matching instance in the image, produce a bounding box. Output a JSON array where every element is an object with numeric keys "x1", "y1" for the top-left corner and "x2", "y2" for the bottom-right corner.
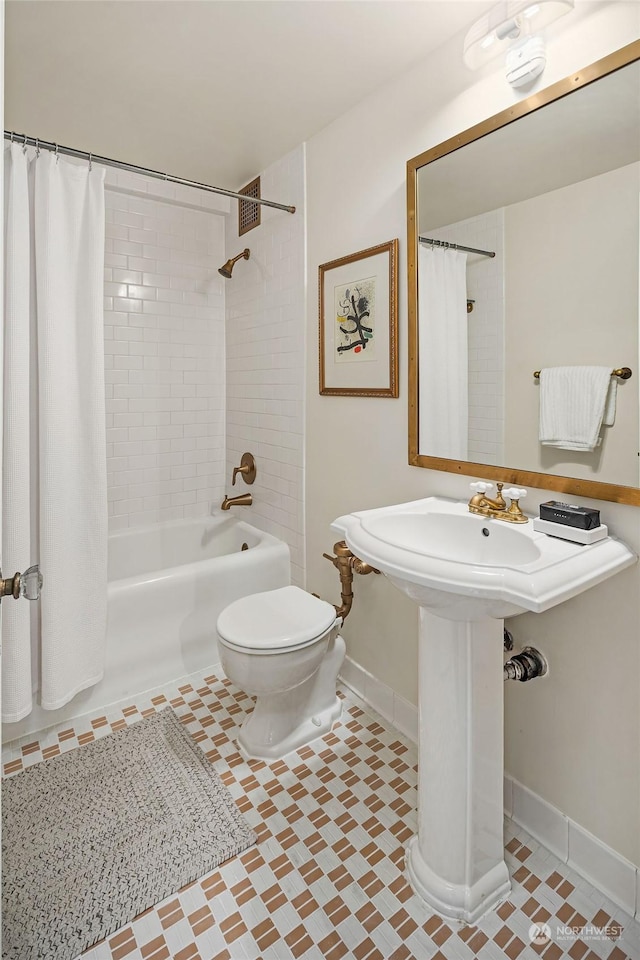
[{"x1": 319, "y1": 239, "x2": 398, "y2": 397}]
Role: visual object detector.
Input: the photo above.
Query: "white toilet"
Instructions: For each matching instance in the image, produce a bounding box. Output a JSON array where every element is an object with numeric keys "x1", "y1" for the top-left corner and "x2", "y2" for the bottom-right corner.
[{"x1": 216, "y1": 585, "x2": 345, "y2": 760}]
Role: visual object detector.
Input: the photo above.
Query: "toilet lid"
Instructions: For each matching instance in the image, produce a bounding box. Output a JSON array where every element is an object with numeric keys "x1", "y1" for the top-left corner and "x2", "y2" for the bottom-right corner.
[{"x1": 217, "y1": 585, "x2": 338, "y2": 651}]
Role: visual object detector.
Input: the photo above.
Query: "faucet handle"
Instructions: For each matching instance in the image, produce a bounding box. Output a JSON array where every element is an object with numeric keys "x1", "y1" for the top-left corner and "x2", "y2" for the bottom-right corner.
[
  {"x1": 232, "y1": 452, "x2": 257, "y2": 486},
  {"x1": 470, "y1": 481, "x2": 494, "y2": 495},
  {"x1": 503, "y1": 487, "x2": 527, "y2": 500},
  {"x1": 232, "y1": 465, "x2": 248, "y2": 486}
]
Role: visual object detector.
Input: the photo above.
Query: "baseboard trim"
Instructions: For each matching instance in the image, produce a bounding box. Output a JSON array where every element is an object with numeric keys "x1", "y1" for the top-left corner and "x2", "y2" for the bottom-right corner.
[{"x1": 338, "y1": 655, "x2": 639, "y2": 919}]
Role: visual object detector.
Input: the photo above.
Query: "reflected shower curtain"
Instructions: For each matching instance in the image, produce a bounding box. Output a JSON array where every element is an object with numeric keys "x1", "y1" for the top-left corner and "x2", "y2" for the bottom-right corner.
[
  {"x1": 418, "y1": 245, "x2": 469, "y2": 460},
  {"x1": 3, "y1": 144, "x2": 107, "y2": 721}
]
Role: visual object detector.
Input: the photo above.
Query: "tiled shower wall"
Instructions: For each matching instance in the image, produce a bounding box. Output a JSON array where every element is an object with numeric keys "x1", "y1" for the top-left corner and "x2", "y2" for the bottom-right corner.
[
  {"x1": 225, "y1": 145, "x2": 306, "y2": 586},
  {"x1": 429, "y1": 211, "x2": 505, "y2": 465},
  {"x1": 103, "y1": 171, "x2": 228, "y2": 532}
]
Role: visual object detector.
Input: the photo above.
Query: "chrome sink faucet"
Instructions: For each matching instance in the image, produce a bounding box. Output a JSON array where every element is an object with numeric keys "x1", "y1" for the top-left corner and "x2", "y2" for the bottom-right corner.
[{"x1": 468, "y1": 482, "x2": 528, "y2": 523}]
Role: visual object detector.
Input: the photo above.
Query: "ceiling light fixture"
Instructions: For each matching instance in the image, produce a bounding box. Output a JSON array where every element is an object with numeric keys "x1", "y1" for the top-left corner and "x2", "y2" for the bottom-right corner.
[{"x1": 463, "y1": 0, "x2": 574, "y2": 72}]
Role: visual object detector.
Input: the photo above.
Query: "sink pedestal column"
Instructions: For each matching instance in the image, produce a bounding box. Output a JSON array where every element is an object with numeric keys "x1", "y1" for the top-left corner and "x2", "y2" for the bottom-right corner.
[{"x1": 406, "y1": 609, "x2": 511, "y2": 924}]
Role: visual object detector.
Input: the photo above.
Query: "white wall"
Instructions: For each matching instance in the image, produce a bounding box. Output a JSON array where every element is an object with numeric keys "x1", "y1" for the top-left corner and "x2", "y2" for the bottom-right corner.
[
  {"x1": 225, "y1": 146, "x2": 306, "y2": 586},
  {"x1": 305, "y1": 3, "x2": 640, "y2": 865},
  {"x1": 104, "y1": 171, "x2": 228, "y2": 531}
]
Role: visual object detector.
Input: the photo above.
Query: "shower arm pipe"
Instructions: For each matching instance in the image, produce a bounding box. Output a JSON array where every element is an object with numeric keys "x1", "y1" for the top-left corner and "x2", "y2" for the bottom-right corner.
[
  {"x1": 4, "y1": 132, "x2": 296, "y2": 214},
  {"x1": 322, "y1": 541, "x2": 380, "y2": 622},
  {"x1": 419, "y1": 236, "x2": 495, "y2": 258}
]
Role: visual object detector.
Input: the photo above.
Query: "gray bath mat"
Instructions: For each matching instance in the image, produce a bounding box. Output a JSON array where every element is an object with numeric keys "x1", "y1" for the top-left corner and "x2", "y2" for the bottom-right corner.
[{"x1": 2, "y1": 708, "x2": 256, "y2": 960}]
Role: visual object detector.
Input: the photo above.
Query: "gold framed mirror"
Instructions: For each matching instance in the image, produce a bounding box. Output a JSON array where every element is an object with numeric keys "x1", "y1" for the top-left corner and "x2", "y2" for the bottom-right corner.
[{"x1": 407, "y1": 41, "x2": 640, "y2": 505}]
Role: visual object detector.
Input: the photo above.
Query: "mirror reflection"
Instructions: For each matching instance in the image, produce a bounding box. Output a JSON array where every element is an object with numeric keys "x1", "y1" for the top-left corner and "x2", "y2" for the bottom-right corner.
[{"x1": 410, "y1": 54, "x2": 640, "y2": 496}]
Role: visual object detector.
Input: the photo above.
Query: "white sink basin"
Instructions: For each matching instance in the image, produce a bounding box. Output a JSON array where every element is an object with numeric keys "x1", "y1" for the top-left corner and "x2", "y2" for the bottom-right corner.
[
  {"x1": 333, "y1": 496, "x2": 636, "y2": 620},
  {"x1": 361, "y1": 511, "x2": 541, "y2": 565}
]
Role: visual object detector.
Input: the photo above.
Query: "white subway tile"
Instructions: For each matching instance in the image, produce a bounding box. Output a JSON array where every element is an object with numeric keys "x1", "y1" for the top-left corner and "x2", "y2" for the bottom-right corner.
[
  {"x1": 114, "y1": 211, "x2": 144, "y2": 230},
  {"x1": 105, "y1": 186, "x2": 225, "y2": 528},
  {"x1": 128, "y1": 455, "x2": 158, "y2": 470},
  {"x1": 114, "y1": 325, "x2": 144, "y2": 342},
  {"x1": 114, "y1": 297, "x2": 143, "y2": 314},
  {"x1": 128, "y1": 256, "x2": 155, "y2": 273},
  {"x1": 128, "y1": 284, "x2": 157, "y2": 301},
  {"x1": 129, "y1": 341, "x2": 156, "y2": 356}
]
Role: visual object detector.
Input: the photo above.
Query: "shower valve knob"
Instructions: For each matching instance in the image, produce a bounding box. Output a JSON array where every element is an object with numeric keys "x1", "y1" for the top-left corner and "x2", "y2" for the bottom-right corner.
[{"x1": 232, "y1": 452, "x2": 257, "y2": 486}]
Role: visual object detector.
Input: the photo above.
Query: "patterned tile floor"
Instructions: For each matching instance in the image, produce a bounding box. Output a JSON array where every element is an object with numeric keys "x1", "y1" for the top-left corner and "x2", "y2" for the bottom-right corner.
[{"x1": 3, "y1": 669, "x2": 639, "y2": 960}]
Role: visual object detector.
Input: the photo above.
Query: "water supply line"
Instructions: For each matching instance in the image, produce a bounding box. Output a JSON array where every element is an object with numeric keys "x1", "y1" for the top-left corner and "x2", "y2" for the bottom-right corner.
[
  {"x1": 504, "y1": 645, "x2": 548, "y2": 682},
  {"x1": 322, "y1": 541, "x2": 380, "y2": 621},
  {"x1": 320, "y1": 551, "x2": 547, "y2": 673}
]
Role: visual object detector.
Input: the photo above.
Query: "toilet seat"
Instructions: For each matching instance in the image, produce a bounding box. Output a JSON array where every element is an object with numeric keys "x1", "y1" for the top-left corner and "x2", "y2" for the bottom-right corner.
[{"x1": 216, "y1": 585, "x2": 338, "y2": 653}]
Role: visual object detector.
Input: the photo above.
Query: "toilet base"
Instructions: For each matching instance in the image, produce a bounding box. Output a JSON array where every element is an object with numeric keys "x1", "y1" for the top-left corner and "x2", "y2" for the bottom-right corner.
[
  {"x1": 238, "y1": 695, "x2": 342, "y2": 761},
  {"x1": 236, "y1": 632, "x2": 346, "y2": 761}
]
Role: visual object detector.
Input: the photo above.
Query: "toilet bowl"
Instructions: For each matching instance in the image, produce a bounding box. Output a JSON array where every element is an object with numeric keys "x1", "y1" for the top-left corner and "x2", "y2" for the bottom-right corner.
[{"x1": 216, "y1": 585, "x2": 345, "y2": 760}]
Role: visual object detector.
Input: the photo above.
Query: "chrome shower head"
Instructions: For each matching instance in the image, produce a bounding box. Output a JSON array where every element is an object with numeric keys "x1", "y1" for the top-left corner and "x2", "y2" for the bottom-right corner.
[{"x1": 218, "y1": 248, "x2": 250, "y2": 279}]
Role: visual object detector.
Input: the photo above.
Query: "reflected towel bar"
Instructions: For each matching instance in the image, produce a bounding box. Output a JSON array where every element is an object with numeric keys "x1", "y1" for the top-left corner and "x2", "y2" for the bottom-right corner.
[{"x1": 533, "y1": 367, "x2": 633, "y2": 380}]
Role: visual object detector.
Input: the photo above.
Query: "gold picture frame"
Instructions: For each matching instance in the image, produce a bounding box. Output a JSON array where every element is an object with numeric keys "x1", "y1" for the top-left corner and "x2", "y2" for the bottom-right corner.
[{"x1": 319, "y1": 239, "x2": 398, "y2": 397}]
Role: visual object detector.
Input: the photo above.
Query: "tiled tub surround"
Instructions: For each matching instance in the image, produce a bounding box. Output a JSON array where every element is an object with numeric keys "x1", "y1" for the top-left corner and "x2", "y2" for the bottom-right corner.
[
  {"x1": 4, "y1": 671, "x2": 638, "y2": 960},
  {"x1": 225, "y1": 146, "x2": 306, "y2": 587},
  {"x1": 104, "y1": 173, "x2": 228, "y2": 533}
]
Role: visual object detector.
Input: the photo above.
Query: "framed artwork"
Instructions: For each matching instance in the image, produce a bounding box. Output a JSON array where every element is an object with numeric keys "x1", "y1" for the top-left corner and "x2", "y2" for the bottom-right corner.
[{"x1": 318, "y1": 239, "x2": 399, "y2": 397}]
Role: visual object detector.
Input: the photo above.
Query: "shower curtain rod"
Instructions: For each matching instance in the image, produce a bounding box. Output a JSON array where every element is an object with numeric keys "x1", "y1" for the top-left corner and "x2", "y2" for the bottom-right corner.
[
  {"x1": 3, "y1": 131, "x2": 296, "y2": 214},
  {"x1": 419, "y1": 236, "x2": 495, "y2": 258}
]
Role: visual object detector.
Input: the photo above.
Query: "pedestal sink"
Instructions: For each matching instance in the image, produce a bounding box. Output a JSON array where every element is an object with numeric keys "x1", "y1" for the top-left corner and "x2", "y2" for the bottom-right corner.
[{"x1": 332, "y1": 496, "x2": 636, "y2": 924}]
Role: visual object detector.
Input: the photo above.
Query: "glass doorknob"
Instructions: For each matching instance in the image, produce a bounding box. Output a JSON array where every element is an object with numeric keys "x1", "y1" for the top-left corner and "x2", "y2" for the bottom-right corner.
[
  {"x1": 0, "y1": 564, "x2": 43, "y2": 602},
  {"x1": 20, "y1": 565, "x2": 43, "y2": 601}
]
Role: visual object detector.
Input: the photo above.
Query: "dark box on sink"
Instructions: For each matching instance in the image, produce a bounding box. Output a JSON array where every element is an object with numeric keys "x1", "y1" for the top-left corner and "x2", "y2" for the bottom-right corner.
[{"x1": 539, "y1": 501, "x2": 601, "y2": 530}]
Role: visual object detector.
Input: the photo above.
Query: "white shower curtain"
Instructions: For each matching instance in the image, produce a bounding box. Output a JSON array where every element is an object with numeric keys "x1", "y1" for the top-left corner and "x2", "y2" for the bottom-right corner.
[
  {"x1": 3, "y1": 144, "x2": 107, "y2": 721},
  {"x1": 418, "y1": 245, "x2": 469, "y2": 460}
]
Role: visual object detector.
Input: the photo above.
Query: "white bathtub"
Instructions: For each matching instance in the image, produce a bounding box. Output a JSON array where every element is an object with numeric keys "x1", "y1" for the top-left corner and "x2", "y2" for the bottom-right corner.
[
  {"x1": 107, "y1": 515, "x2": 290, "y2": 693},
  {"x1": 4, "y1": 515, "x2": 290, "y2": 741}
]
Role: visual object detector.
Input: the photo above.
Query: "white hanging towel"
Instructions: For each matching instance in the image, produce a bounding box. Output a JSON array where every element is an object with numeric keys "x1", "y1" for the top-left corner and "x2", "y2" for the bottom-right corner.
[{"x1": 539, "y1": 366, "x2": 616, "y2": 451}]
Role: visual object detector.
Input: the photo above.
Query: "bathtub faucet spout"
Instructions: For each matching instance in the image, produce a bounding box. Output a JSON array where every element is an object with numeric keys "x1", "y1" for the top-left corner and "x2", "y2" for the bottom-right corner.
[{"x1": 221, "y1": 492, "x2": 253, "y2": 510}]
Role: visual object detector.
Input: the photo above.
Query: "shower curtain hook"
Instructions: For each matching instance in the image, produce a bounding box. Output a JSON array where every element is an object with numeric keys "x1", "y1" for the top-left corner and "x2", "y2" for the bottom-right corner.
[
  {"x1": 55, "y1": 143, "x2": 60, "y2": 164},
  {"x1": 22, "y1": 134, "x2": 28, "y2": 154},
  {"x1": 35, "y1": 138, "x2": 40, "y2": 158},
  {"x1": 88, "y1": 152, "x2": 93, "y2": 172},
  {"x1": 10, "y1": 131, "x2": 14, "y2": 143}
]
